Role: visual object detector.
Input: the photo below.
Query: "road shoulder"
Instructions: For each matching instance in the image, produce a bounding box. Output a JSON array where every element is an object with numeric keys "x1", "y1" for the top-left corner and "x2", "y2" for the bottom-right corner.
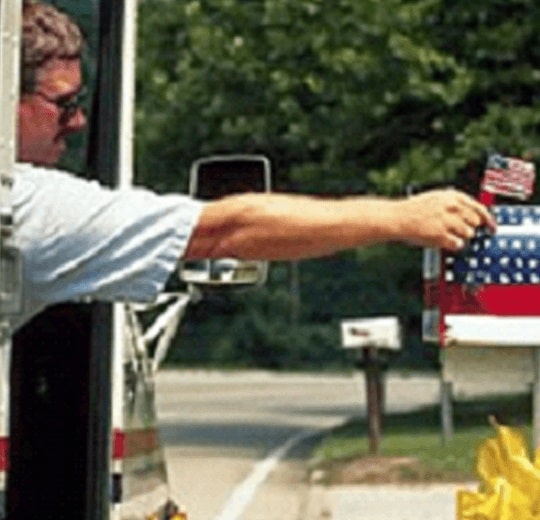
[{"x1": 305, "y1": 482, "x2": 478, "y2": 520}]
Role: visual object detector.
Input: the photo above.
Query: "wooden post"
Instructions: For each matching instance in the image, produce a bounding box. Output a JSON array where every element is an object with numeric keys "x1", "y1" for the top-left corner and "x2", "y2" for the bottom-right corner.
[
  {"x1": 364, "y1": 347, "x2": 382, "y2": 454},
  {"x1": 376, "y1": 365, "x2": 385, "y2": 420}
]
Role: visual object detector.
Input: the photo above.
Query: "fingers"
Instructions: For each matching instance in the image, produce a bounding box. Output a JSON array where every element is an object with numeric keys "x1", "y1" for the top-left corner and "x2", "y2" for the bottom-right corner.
[
  {"x1": 401, "y1": 188, "x2": 497, "y2": 251},
  {"x1": 438, "y1": 190, "x2": 496, "y2": 252},
  {"x1": 445, "y1": 217, "x2": 475, "y2": 251},
  {"x1": 445, "y1": 235, "x2": 466, "y2": 252},
  {"x1": 438, "y1": 190, "x2": 495, "y2": 251},
  {"x1": 455, "y1": 191, "x2": 497, "y2": 231}
]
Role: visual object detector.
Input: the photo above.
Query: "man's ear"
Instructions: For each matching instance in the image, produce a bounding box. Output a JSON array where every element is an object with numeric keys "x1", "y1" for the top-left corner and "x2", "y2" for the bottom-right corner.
[{"x1": 16, "y1": 97, "x2": 40, "y2": 163}]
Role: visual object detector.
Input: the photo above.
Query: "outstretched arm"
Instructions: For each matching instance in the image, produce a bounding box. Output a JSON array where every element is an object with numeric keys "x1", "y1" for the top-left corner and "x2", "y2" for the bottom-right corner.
[{"x1": 184, "y1": 188, "x2": 495, "y2": 261}]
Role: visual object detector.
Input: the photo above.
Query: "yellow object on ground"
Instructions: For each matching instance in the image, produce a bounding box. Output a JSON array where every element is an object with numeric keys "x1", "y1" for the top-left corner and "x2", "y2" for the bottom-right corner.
[{"x1": 457, "y1": 423, "x2": 540, "y2": 519}]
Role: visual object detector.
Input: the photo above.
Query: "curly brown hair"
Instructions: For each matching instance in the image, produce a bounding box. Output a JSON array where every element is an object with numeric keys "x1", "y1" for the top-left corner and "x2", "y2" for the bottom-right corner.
[{"x1": 21, "y1": 1, "x2": 83, "y2": 93}]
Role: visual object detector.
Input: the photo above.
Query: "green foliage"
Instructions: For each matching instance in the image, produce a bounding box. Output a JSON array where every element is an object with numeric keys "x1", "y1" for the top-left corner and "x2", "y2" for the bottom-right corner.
[
  {"x1": 167, "y1": 275, "x2": 348, "y2": 370},
  {"x1": 137, "y1": 0, "x2": 540, "y2": 195},
  {"x1": 134, "y1": 0, "x2": 540, "y2": 368}
]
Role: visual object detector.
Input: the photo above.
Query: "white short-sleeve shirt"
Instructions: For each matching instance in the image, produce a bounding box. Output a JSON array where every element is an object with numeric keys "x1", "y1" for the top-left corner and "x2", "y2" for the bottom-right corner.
[{"x1": 11, "y1": 163, "x2": 204, "y2": 331}]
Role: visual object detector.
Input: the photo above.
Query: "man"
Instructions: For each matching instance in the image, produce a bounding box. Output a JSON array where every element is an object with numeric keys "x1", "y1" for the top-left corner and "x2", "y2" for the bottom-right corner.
[
  {"x1": 12, "y1": 1, "x2": 495, "y2": 331},
  {"x1": 18, "y1": 0, "x2": 85, "y2": 165}
]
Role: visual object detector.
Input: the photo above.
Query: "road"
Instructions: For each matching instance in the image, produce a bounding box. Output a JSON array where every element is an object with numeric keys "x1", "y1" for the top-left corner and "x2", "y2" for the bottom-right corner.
[{"x1": 154, "y1": 370, "x2": 444, "y2": 520}]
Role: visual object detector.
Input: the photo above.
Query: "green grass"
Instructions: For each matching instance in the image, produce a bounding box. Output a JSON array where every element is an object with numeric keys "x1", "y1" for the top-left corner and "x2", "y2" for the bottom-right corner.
[{"x1": 312, "y1": 393, "x2": 532, "y2": 483}]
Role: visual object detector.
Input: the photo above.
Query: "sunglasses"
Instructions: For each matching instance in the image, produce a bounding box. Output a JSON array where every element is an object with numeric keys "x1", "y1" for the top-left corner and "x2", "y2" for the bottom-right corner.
[{"x1": 34, "y1": 86, "x2": 88, "y2": 122}]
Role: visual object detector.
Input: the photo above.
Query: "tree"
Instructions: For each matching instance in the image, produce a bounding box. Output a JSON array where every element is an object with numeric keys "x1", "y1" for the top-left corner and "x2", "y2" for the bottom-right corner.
[{"x1": 135, "y1": 0, "x2": 540, "y2": 368}]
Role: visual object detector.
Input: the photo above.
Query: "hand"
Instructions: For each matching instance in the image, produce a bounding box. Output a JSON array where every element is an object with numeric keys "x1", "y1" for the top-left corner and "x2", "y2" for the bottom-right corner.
[{"x1": 395, "y1": 189, "x2": 497, "y2": 251}]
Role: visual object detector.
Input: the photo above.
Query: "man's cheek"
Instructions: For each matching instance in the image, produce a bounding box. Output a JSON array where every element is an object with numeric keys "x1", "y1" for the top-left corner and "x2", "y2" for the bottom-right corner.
[{"x1": 34, "y1": 113, "x2": 55, "y2": 132}]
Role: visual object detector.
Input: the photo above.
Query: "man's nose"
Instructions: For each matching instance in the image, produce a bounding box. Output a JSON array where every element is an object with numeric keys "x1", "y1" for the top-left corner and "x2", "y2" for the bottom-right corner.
[{"x1": 65, "y1": 107, "x2": 87, "y2": 131}]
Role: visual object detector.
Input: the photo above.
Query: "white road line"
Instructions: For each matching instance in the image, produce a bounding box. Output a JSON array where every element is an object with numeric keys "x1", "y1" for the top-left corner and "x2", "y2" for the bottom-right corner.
[{"x1": 213, "y1": 429, "x2": 316, "y2": 520}]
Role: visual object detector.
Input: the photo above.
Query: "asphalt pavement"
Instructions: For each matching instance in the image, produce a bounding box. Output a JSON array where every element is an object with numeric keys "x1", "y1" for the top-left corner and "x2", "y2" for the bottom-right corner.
[{"x1": 155, "y1": 370, "x2": 515, "y2": 520}]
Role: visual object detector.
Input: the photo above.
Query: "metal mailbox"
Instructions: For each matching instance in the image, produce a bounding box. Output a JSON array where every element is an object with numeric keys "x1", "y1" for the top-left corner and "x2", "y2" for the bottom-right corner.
[{"x1": 341, "y1": 316, "x2": 401, "y2": 351}]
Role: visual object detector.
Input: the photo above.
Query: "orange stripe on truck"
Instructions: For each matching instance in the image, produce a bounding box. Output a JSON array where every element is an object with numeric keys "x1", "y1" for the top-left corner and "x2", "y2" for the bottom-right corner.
[{"x1": 112, "y1": 428, "x2": 159, "y2": 460}]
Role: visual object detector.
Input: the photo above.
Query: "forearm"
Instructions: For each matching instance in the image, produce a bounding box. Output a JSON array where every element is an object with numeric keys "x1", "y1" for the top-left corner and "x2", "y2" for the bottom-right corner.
[
  {"x1": 184, "y1": 188, "x2": 495, "y2": 261},
  {"x1": 185, "y1": 193, "x2": 403, "y2": 260}
]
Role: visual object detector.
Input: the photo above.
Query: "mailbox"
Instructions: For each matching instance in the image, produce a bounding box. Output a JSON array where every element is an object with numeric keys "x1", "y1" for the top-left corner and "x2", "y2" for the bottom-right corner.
[
  {"x1": 422, "y1": 154, "x2": 540, "y2": 347},
  {"x1": 341, "y1": 316, "x2": 401, "y2": 351}
]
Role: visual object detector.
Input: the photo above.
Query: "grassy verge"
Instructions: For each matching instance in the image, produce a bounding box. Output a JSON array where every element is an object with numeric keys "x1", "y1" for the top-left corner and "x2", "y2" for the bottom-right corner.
[{"x1": 311, "y1": 393, "x2": 532, "y2": 485}]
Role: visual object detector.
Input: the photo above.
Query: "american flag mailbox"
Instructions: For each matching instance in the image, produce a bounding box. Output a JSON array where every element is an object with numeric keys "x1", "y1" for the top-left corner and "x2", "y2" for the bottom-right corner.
[{"x1": 423, "y1": 154, "x2": 540, "y2": 347}]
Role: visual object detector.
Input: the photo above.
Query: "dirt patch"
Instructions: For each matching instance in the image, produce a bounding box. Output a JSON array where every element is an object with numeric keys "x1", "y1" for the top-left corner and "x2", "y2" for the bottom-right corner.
[
  {"x1": 338, "y1": 456, "x2": 419, "y2": 483},
  {"x1": 312, "y1": 456, "x2": 469, "y2": 485}
]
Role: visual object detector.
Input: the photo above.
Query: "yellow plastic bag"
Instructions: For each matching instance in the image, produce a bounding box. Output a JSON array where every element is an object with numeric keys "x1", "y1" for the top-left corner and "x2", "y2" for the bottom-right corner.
[{"x1": 457, "y1": 423, "x2": 540, "y2": 520}]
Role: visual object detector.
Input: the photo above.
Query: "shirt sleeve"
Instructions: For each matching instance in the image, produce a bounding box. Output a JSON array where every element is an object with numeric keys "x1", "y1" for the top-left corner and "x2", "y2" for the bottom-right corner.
[{"x1": 13, "y1": 164, "x2": 204, "y2": 311}]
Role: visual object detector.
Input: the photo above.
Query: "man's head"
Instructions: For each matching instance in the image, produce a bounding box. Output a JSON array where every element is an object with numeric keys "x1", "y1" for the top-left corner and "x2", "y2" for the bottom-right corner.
[{"x1": 18, "y1": 1, "x2": 86, "y2": 166}]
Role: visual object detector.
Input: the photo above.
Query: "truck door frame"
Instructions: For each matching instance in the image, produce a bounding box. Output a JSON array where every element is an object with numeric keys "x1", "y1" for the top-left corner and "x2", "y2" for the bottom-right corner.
[{"x1": 7, "y1": 2, "x2": 127, "y2": 519}]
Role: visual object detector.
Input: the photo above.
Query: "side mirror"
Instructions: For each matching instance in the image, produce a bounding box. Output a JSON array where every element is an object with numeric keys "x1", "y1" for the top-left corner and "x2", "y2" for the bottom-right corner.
[{"x1": 179, "y1": 154, "x2": 271, "y2": 288}]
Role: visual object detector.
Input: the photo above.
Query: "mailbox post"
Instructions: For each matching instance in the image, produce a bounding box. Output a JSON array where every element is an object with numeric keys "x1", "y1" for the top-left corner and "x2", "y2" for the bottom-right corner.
[{"x1": 341, "y1": 317, "x2": 401, "y2": 454}]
